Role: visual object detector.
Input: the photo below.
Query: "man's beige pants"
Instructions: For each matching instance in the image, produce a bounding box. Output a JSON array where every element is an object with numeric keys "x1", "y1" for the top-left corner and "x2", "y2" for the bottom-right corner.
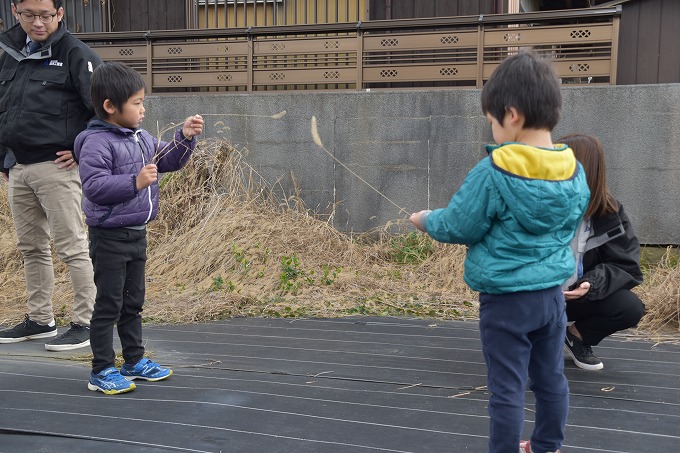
[{"x1": 8, "y1": 162, "x2": 95, "y2": 326}]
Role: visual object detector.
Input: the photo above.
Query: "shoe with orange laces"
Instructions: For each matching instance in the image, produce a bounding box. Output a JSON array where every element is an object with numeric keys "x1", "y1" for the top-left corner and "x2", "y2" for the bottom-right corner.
[{"x1": 520, "y1": 440, "x2": 561, "y2": 453}]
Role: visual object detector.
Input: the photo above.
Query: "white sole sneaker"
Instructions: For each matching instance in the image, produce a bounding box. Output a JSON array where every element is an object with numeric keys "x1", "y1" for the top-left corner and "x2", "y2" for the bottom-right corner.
[
  {"x1": 0, "y1": 329, "x2": 58, "y2": 343},
  {"x1": 564, "y1": 345, "x2": 604, "y2": 371}
]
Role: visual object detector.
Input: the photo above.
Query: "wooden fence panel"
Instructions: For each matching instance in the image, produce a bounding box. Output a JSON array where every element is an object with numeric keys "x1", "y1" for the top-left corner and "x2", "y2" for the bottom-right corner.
[
  {"x1": 362, "y1": 30, "x2": 478, "y2": 85},
  {"x1": 78, "y1": 7, "x2": 620, "y2": 93},
  {"x1": 253, "y1": 36, "x2": 358, "y2": 88},
  {"x1": 483, "y1": 24, "x2": 613, "y2": 47},
  {"x1": 89, "y1": 44, "x2": 148, "y2": 73}
]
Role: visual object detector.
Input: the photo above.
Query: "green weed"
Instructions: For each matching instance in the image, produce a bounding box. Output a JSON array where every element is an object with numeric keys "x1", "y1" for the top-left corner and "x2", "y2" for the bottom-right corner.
[
  {"x1": 278, "y1": 254, "x2": 304, "y2": 295},
  {"x1": 231, "y1": 243, "x2": 251, "y2": 274},
  {"x1": 386, "y1": 232, "x2": 434, "y2": 264},
  {"x1": 209, "y1": 276, "x2": 234, "y2": 292},
  {"x1": 321, "y1": 265, "x2": 341, "y2": 285}
]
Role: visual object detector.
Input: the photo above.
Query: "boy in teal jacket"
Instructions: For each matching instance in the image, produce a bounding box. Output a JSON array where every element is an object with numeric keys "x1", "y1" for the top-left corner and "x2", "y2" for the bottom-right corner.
[{"x1": 411, "y1": 51, "x2": 590, "y2": 453}]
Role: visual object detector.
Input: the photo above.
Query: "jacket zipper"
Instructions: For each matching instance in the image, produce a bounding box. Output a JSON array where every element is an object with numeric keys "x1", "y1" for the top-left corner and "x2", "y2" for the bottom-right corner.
[{"x1": 134, "y1": 131, "x2": 153, "y2": 224}]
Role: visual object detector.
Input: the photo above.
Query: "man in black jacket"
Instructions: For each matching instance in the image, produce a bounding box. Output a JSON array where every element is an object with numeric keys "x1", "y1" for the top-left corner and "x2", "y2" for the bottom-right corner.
[{"x1": 0, "y1": 0, "x2": 102, "y2": 351}]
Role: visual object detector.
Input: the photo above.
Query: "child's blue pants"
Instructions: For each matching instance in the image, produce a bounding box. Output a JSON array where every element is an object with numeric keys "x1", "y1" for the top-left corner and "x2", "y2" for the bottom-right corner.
[{"x1": 479, "y1": 285, "x2": 569, "y2": 453}]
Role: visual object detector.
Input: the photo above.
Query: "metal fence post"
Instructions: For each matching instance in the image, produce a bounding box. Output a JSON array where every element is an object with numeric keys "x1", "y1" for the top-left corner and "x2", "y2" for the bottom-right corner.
[
  {"x1": 145, "y1": 31, "x2": 153, "y2": 94},
  {"x1": 247, "y1": 27, "x2": 254, "y2": 92},
  {"x1": 476, "y1": 15, "x2": 484, "y2": 88},
  {"x1": 356, "y1": 21, "x2": 363, "y2": 90}
]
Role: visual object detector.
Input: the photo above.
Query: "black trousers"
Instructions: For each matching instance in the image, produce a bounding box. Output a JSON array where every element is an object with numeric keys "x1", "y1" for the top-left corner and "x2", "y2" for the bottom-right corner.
[
  {"x1": 88, "y1": 226, "x2": 147, "y2": 373},
  {"x1": 566, "y1": 288, "x2": 645, "y2": 346}
]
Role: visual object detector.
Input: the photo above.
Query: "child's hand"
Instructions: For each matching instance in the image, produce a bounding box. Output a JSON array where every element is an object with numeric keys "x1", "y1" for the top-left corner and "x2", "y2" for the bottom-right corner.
[
  {"x1": 410, "y1": 211, "x2": 427, "y2": 232},
  {"x1": 563, "y1": 281, "x2": 591, "y2": 300},
  {"x1": 136, "y1": 164, "x2": 157, "y2": 190},
  {"x1": 182, "y1": 114, "x2": 204, "y2": 139}
]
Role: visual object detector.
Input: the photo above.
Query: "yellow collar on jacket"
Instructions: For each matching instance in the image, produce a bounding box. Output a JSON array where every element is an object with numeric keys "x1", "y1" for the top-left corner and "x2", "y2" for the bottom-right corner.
[{"x1": 488, "y1": 143, "x2": 576, "y2": 181}]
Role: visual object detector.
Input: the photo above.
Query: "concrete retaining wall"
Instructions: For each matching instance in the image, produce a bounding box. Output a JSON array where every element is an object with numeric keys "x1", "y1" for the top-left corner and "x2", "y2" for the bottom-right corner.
[{"x1": 144, "y1": 84, "x2": 680, "y2": 244}]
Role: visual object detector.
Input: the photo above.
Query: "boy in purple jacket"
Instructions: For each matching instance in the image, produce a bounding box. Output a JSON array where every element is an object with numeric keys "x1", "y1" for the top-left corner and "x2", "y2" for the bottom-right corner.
[{"x1": 74, "y1": 61, "x2": 203, "y2": 394}]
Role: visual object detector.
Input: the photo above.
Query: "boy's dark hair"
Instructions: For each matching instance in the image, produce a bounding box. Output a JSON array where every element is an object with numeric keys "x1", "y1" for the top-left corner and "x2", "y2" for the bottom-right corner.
[
  {"x1": 14, "y1": 0, "x2": 63, "y2": 9},
  {"x1": 481, "y1": 50, "x2": 562, "y2": 131},
  {"x1": 90, "y1": 61, "x2": 146, "y2": 120}
]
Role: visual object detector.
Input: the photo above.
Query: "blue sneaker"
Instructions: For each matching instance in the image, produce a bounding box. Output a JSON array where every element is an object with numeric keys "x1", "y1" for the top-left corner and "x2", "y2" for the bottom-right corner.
[
  {"x1": 88, "y1": 367, "x2": 136, "y2": 395},
  {"x1": 120, "y1": 358, "x2": 173, "y2": 381}
]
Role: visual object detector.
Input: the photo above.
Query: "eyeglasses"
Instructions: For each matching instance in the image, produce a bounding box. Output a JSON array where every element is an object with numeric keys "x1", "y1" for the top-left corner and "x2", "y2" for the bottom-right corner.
[{"x1": 16, "y1": 11, "x2": 58, "y2": 24}]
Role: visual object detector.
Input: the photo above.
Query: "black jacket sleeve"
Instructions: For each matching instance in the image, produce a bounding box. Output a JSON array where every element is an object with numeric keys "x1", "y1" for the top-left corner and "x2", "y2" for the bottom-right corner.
[
  {"x1": 575, "y1": 203, "x2": 643, "y2": 301},
  {"x1": 0, "y1": 144, "x2": 7, "y2": 174}
]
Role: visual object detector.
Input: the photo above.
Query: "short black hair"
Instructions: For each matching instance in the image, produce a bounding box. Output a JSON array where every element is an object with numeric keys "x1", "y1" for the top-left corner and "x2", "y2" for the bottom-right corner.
[
  {"x1": 14, "y1": 0, "x2": 63, "y2": 9},
  {"x1": 90, "y1": 61, "x2": 146, "y2": 120},
  {"x1": 481, "y1": 50, "x2": 562, "y2": 131}
]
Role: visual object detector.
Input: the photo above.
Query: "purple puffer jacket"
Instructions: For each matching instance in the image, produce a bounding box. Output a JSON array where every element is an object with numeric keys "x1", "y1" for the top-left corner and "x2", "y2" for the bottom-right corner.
[{"x1": 73, "y1": 119, "x2": 195, "y2": 228}]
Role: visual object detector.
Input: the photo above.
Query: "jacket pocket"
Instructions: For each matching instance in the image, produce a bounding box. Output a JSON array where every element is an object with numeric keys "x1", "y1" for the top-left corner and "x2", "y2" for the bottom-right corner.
[
  {"x1": 0, "y1": 68, "x2": 16, "y2": 113},
  {"x1": 24, "y1": 69, "x2": 67, "y2": 115},
  {"x1": 95, "y1": 206, "x2": 114, "y2": 227}
]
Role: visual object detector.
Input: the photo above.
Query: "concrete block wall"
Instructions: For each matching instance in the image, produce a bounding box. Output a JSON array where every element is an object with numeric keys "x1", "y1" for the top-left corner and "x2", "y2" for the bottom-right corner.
[{"x1": 144, "y1": 84, "x2": 680, "y2": 244}]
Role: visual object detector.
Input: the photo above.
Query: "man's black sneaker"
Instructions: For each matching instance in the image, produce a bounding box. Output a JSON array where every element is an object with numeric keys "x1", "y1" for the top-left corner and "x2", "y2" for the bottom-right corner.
[
  {"x1": 564, "y1": 328, "x2": 604, "y2": 371},
  {"x1": 0, "y1": 314, "x2": 57, "y2": 343},
  {"x1": 45, "y1": 323, "x2": 90, "y2": 351}
]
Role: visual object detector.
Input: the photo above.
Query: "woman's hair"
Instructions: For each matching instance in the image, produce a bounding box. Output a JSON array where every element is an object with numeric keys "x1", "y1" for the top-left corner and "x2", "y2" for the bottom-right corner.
[{"x1": 558, "y1": 133, "x2": 618, "y2": 218}]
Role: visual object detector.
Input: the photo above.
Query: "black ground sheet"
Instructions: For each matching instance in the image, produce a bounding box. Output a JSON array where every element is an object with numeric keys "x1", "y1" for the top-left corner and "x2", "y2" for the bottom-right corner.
[{"x1": 1, "y1": 317, "x2": 679, "y2": 452}]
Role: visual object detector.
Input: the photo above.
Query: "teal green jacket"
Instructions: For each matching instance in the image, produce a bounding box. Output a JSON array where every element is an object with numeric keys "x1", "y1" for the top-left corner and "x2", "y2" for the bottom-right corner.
[{"x1": 422, "y1": 143, "x2": 590, "y2": 294}]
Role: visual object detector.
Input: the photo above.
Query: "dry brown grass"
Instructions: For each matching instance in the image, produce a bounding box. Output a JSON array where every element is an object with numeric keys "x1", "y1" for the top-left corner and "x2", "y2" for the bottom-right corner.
[
  {"x1": 0, "y1": 139, "x2": 476, "y2": 326},
  {"x1": 1, "y1": 138, "x2": 678, "y2": 343},
  {"x1": 633, "y1": 249, "x2": 680, "y2": 343}
]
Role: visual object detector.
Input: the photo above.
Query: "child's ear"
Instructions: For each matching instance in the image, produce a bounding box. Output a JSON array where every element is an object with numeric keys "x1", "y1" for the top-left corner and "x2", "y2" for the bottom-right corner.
[
  {"x1": 505, "y1": 106, "x2": 525, "y2": 127},
  {"x1": 103, "y1": 99, "x2": 117, "y2": 115}
]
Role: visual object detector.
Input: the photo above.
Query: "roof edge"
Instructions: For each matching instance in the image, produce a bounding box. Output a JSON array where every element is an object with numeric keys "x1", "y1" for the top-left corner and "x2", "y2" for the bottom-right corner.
[{"x1": 595, "y1": 0, "x2": 634, "y2": 7}]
